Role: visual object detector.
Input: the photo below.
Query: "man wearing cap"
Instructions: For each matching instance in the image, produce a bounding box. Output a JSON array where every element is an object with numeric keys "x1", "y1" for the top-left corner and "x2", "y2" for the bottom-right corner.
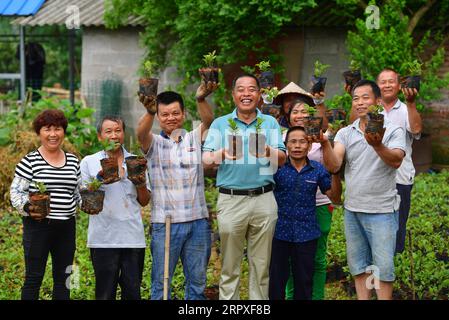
[
  {"x1": 274, "y1": 82, "x2": 327, "y2": 129},
  {"x1": 202, "y1": 74, "x2": 286, "y2": 300}
]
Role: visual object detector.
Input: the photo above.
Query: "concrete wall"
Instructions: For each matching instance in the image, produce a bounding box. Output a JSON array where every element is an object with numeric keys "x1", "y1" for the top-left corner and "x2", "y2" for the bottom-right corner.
[
  {"x1": 81, "y1": 27, "x2": 181, "y2": 142},
  {"x1": 299, "y1": 27, "x2": 350, "y2": 98}
]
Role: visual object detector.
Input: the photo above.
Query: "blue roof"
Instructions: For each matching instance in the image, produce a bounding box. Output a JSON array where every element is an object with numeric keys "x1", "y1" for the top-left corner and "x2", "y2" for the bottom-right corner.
[{"x1": 0, "y1": 0, "x2": 45, "y2": 16}]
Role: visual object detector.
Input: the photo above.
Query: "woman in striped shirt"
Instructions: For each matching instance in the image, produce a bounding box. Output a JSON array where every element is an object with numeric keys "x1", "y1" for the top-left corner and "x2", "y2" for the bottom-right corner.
[{"x1": 10, "y1": 109, "x2": 80, "y2": 300}]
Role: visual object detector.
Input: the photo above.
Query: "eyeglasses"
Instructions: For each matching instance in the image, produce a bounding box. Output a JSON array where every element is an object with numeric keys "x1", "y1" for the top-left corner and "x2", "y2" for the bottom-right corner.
[{"x1": 286, "y1": 139, "x2": 308, "y2": 145}]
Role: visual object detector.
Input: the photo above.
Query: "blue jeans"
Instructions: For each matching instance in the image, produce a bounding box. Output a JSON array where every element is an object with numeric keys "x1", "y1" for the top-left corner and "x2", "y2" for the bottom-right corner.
[
  {"x1": 344, "y1": 209, "x2": 398, "y2": 282},
  {"x1": 150, "y1": 218, "x2": 211, "y2": 300}
]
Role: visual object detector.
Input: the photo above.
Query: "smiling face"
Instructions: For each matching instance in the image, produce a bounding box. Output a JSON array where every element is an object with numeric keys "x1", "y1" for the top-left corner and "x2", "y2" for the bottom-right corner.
[
  {"x1": 377, "y1": 70, "x2": 400, "y2": 103},
  {"x1": 288, "y1": 103, "x2": 309, "y2": 127},
  {"x1": 352, "y1": 85, "x2": 380, "y2": 118},
  {"x1": 98, "y1": 119, "x2": 125, "y2": 149},
  {"x1": 232, "y1": 76, "x2": 261, "y2": 114},
  {"x1": 286, "y1": 129, "x2": 311, "y2": 161},
  {"x1": 157, "y1": 101, "x2": 185, "y2": 135},
  {"x1": 39, "y1": 125, "x2": 65, "y2": 152}
]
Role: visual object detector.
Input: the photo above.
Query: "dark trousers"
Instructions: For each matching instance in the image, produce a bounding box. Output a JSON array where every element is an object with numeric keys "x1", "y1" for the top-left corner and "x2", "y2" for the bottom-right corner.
[
  {"x1": 269, "y1": 238, "x2": 317, "y2": 300},
  {"x1": 396, "y1": 184, "x2": 413, "y2": 254},
  {"x1": 21, "y1": 216, "x2": 76, "y2": 300},
  {"x1": 90, "y1": 248, "x2": 145, "y2": 300}
]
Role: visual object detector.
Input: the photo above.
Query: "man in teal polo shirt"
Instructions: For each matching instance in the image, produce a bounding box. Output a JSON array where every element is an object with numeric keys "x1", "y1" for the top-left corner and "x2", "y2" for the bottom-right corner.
[{"x1": 203, "y1": 74, "x2": 286, "y2": 300}]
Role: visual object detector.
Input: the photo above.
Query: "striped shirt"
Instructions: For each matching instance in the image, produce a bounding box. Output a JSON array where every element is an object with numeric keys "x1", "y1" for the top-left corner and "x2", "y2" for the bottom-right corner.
[
  {"x1": 146, "y1": 126, "x2": 208, "y2": 223},
  {"x1": 10, "y1": 150, "x2": 80, "y2": 220}
]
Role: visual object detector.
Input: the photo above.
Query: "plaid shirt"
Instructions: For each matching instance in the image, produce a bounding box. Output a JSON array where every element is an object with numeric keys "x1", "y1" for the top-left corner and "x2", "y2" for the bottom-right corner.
[{"x1": 146, "y1": 126, "x2": 208, "y2": 223}]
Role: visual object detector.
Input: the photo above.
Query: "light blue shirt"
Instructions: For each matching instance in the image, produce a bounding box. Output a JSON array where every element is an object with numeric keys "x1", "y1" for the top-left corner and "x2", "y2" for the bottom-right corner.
[
  {"x1": 80, "y1": 147, "x2": 150, "y2": 248},
  {"x1": 203, "y1": 108, "x2": 286, "y2": 189}
]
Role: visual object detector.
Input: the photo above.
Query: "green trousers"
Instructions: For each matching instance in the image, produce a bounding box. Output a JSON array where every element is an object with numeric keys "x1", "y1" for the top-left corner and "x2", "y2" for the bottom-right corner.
[{"x1": 285, "y1": 205, "x2": 333, "y2": 300}]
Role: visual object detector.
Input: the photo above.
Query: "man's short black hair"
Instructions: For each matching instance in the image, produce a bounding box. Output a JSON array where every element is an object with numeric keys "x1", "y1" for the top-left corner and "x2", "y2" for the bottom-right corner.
[
  {"x1": 96, "y1": 115, "x2": 126, "y2": 134},
  {"x1": 285, "y1": 126, "x2": 306, "y2": 144},
  {"x1": 156, "y1": 91, "x2": 185, "y2": 113},
  {"x1": 232, "y1": 73, "x2": 261, "y2": 90},
  {"x1": 351, "y1": 79, "x2": 381, "y2": 99}
]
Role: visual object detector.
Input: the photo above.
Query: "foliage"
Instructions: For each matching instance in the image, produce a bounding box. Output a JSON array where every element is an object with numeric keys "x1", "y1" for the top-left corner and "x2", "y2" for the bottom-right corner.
[
  {"x1": 340, "y1": 0, "x2": 449, "y2": 113},
  {"x1": 314, "y1": 60, "x2": 330, "y2": 77},
  {"x1": 33, "y1": 181, "x2": 47, "y2": 194},
  {"x1": 367, "y1": 104, "x2": 384, "y2": 115},
  {"x1": 349, "y1": 59, "x2": 361, "y2": 72},
  {"x1": 256, "y1": 60, "x2": 271, "y2": 72},
  {"x1": 86, "y1": 178, "x2": 102, "y2": 192},
  {"x1": 0, "y1": 91, "x2": 101, "y2": 157},
  {"x1": 100, "y1": 139, "x2": 119, "y2": 152},
  {"x1": 227, "y1": 118, "x2": 239, "y2": 135},
  {"x1": 404, "y1": 59, "x2": 423, "y2": 76},
  {"x1": 328, "y1": 120, "x2": 346, "y2": 131},
  {"x1": 203, "y1": 50, "x2": 218, "y2": 68},
  {"x1": 304, "y1": 104, "x2": 317, "y2": 116},
  {"x1": 140, "y1": 60, "x2": 156, "y2": 78},
  {"x1": 240, "y1": 65, "x2": 256, "y2": 74},
  {"x1": 254, "y1": 117, "x2": 265, "y2": 134},
  {"x1": 327, "y1": 171, "x2": 449, "y2": 299},
  {"x1": 261, "y1": 86, "x2": 279, "y2": 101}
]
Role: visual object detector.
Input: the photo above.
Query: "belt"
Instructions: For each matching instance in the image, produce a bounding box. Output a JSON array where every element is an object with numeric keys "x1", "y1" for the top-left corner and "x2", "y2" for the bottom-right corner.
[{"x1": 218, "y1": 184, "x2": 274, "y2": 196}]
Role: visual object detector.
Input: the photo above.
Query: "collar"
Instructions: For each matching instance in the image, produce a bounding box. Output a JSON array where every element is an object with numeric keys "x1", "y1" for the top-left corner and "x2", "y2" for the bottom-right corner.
[
  {"x1": 160, "y1": 130, "x2": 184, "y2": 143},
  {"x1": 232, "y1": 108, "x2": 263, "y2": 126},
  {"x1": 286, "y1": 156, "x2": 314, "y2": 172},
  {"x1": 101, "y1": 145, "x2": 131, "y2": 160}
]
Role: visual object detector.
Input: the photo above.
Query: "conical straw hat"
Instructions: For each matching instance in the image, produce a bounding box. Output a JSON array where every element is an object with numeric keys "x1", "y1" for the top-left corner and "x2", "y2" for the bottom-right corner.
[{"x1": 273, "y1": 82, "x2": 315, "y2": 106}]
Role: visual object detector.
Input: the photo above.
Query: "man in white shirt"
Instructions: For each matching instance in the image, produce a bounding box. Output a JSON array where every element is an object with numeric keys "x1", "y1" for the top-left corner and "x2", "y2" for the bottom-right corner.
[{"x1": 376, "y1": 68, "x2": 422, "y2": 253}]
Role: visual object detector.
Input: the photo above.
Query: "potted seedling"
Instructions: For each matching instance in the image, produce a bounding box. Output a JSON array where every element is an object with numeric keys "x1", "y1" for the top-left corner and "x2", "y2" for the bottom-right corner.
[
  {"x1": 80, "y1": 178, "x2": 105, "y2": 214},
  {"x1": 327, "y1": 120, "x2": 346, "y2": 141},
  {"x1": 401, "y1": 60, "x2": 422, "y2": 92},
  {"x1": 29, "y1": 181, "x2": 50, "y2": 218},
  {"x1": 303, "y1": 104, "x2": 323, "y2": 137},
  {"x1": 199, "y1": 50, "x2": 220, "y2": 84},
  {"x1": 125, "y1": 143, "x2": 147, "y2": 183},
  {"x1": 139, "y1": 60, "x2": 158, "y2": 98},
  {"x1": 325, "y1": 105, "x2": 347, "y2": 123},
  {"x1": 366, "y1": 104, "x2": 385, "y2": 134},
  {"x1": 261, "y1": 86, "x2": 279, "y2": 104},
  {"x1": 249, "y1": 117, "x2": 266, "y2": 158},
  {"x1": 342, "y1": 60, "x2": 362, "y2": 90},
  {"x1": 100, "y1": 139, "x2": 121, "y2": 184},
  {"x1": 311, "y1": 60, "x2": 330, "y2": 94},
  {"x1": 227, "y1": 118, "x2": 243, "y2": 160},
  {"x1": 256, "y1": 60, "x2": 274, "y2": 89}
]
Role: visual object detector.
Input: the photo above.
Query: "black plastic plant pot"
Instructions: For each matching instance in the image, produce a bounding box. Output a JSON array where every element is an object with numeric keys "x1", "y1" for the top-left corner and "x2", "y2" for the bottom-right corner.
[
  {"x1": 249, "y1": 133, "x2": 267, "y2": 158},
  {"x1": 29, "y1": 191, "x2": 51, "y2": 217},
  {"x1": 80, "y1": 189, "x2": 105, "y2": 214},
  {"x1": 303, "y1": 116, "x2": 323, "y2": 137},
  {"x1": 100, "y1": 157, "x2": 120, "y2": 184},
  {"x1": 366, "y1": 113, "x2": 385, "y2": 134},
  {"x1": 227, "y1": 135, "x2": 243, "y2": 160},
  {"x1": 139, "y1": 78, "x2": 158, "y2": 97},
  {"x1": 325, "y1": 109, "x2": 346, "y2": 123},
  {"x1": 125, "y1": 156, "x2": 147, "y2": 181},
  {"x1": 342, "y1": 70, "x2": 362, "y2": 89},
  {"x1": 259, "y1": 71, "x2": 275, "y2": 89},
  {"x1": 199, "y1": 67, "x2": 219, "y2": 83},
  {"x1": 311, "y1": 76, "x2": 327, "y2": 94},
  {"x1": 401, "y1": 75, "x2": 420, "y2": 92}
]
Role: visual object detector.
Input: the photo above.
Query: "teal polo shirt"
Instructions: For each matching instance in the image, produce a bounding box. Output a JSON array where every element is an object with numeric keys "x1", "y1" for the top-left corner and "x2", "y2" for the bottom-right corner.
[{"x1": 203, "y1": 108, "x2": 286, "y2": 189}]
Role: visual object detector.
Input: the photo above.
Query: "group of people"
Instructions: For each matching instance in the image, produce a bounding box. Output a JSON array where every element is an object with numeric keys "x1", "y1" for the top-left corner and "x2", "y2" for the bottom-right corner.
[{"x1": 9, "y1": 66, "x2": 421, "y2": 301}]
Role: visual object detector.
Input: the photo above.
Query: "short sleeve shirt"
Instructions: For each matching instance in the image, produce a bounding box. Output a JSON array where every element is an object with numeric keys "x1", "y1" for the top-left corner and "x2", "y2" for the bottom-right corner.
[
  {"x1": 203, "y1": 108, "x2": 286, "y2": 189},
  {"x1": 273, "y1": 159, "x2": 331, "y2": 242},
  {"x1": 334, "y1": 118, "x2": 406, "y2": 213}
]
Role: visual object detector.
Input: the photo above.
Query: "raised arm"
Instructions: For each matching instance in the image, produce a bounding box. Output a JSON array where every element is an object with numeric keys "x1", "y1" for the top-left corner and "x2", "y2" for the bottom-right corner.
[
  {"x1": 196, "y1": 81, "x2": 217, "y2": 139},
  {"x1": 136, "y1": 94, "x2": 156, "y2": 154},
  {"x1": 402, "y1": 88, "x2": 422, "y2": 135}
]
